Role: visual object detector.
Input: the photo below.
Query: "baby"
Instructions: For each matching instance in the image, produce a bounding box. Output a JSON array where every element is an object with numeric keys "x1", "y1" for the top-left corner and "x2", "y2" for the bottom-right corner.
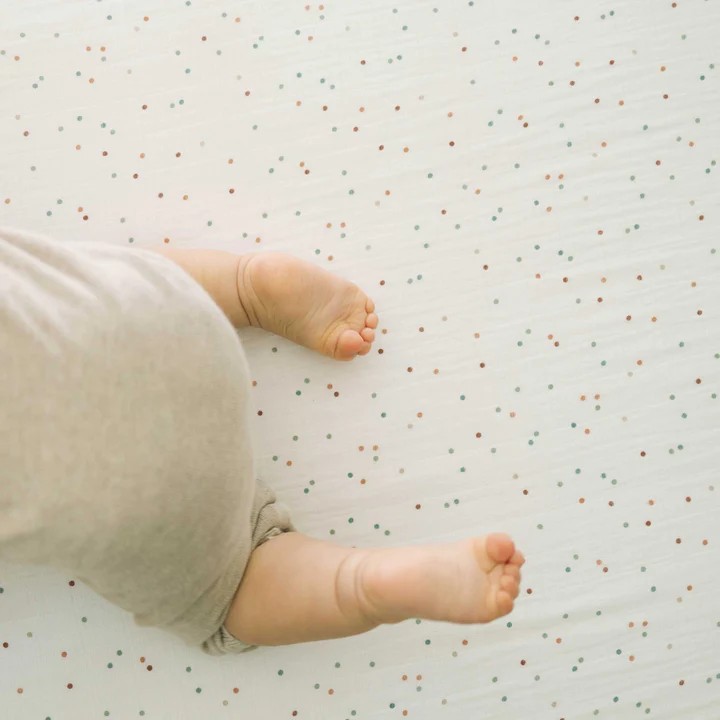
[{"x1": 0, "y1": 226, "x2": 524, "y2": 655}]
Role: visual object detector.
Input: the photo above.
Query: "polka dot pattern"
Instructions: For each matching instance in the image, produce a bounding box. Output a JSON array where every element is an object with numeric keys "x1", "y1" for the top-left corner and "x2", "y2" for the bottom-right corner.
[{"x1": 1, "y1": 1, "x2": 719, "y2": 717}]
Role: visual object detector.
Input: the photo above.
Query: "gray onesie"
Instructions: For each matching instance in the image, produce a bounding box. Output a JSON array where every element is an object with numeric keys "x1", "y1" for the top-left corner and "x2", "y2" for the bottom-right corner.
[{"x1": 0, "y1": 225, "x2": 294, "y2": 655}]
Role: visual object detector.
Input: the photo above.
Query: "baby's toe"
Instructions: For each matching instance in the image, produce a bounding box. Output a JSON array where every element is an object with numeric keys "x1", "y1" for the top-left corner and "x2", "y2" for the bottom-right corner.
[
  {"x1": 336, "y1": 329, "x2": 365, "y2": 360},
  {"x1": 485, "y1": 533, "x2": 516, "y2": 566},
  {"x1": 365, "y1": 297, "x2": 375, "y2": 314},
  {"x1": 496, "y1": 590, "x2": 514, "y2": 616},
  {"x1": 500, "y1": 575, "x2": 520, "y2": 599},
  {"x1": 505, "y1": 564, "x2": 521, "y2": 581},
  {"x1": 360, "y1": 327, "x2": 375, "y2": 343},
  {"x1": 366, "y1": 312, "x2": 378, "y2": 329}
]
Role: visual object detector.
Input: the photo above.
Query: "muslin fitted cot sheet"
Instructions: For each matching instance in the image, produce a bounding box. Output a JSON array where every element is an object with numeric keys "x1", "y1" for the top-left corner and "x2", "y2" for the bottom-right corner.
[{"x1": 1, "y1": 1, "x2": 719, "y2": 719}]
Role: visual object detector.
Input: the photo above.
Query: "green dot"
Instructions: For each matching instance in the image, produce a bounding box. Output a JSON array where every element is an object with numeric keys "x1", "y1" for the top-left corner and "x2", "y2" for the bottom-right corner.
[{"x1": 195, "y1": 688, "x2": 202, "y2": 694}]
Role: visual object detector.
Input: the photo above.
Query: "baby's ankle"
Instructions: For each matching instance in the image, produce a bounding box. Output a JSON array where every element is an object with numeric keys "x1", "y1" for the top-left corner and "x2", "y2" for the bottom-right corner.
[{"x1": 335, "y1": 548, "x2": 396, "y2": 628}]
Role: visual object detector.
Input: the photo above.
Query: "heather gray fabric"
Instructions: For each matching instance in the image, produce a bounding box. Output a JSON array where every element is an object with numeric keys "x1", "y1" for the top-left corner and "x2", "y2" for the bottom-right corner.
[{"x1": 0, "y1": 225, "x2": 294, "y2": 655}]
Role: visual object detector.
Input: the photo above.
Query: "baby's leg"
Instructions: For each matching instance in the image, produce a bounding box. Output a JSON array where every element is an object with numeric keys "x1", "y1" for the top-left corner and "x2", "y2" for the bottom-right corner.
[{"x1": 224, "y1": 531, "x2": 524, "y2": 646}]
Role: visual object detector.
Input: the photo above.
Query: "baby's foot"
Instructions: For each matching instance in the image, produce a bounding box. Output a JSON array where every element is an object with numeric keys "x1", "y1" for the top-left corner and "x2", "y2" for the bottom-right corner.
[
  {"x1": 237, "y1": 253, "x2": 378, "y2": 361},
  {"x1": 352, "y1": 534, "x2": 525, "y2": 626}
]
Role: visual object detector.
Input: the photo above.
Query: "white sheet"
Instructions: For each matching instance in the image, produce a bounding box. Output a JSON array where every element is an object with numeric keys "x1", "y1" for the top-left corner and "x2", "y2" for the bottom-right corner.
[{"x1": 1, "y1": 1, "x2": 718, "y2": 718}]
